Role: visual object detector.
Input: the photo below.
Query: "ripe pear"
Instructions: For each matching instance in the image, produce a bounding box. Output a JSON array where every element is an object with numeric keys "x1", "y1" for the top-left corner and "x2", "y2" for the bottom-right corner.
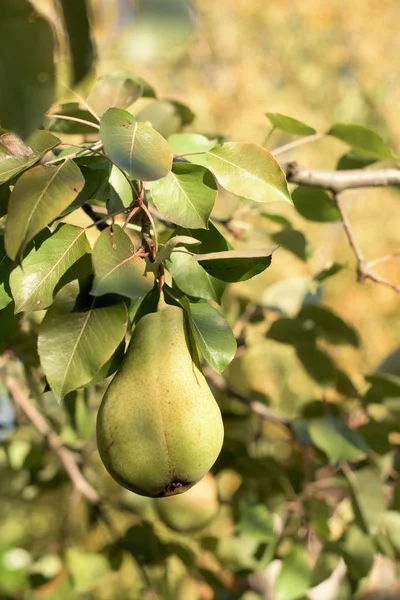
[
  {"x1": 96, "y1": 298, "x2": 224, "y2": 497},
  {"x1": 154, "y1": 473, "x2": 219, "y2": 532}
]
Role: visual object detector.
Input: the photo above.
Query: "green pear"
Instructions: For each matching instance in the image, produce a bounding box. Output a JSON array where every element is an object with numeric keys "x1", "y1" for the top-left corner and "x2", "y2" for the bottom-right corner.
[{"x1": 96, "y1": 298, "x2": 224, "y2": 497}]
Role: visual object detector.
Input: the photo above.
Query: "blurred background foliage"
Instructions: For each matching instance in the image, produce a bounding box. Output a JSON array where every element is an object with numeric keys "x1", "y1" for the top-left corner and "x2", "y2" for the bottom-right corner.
[{"x1": 1, "y1": 0, "x2": 400, "y2": 598}]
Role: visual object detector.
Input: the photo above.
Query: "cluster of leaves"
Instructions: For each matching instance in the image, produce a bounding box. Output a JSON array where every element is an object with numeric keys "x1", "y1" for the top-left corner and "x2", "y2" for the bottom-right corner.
[{"x1": 1, "y1": 1, "x2": 400, "y2": 599}]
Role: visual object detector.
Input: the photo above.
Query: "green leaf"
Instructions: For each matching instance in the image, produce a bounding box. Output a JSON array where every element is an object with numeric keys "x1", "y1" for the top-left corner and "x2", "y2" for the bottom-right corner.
[
  {"x1": 59, "y1": 0, "x2": 95, "y2": 85},
  {"x1": 265, "y1": 112, "x2": 316, "y2": 136},
  {"x1": 100, "y1": 108, "x2": 173, "y2": 181},
  {"x1": 9, "y1": 224, "x2": 91, "y2": 313},
  {"x1": 5, "y1": 161, "x2": 85, "y2": 261},
  {"x1": 45, "y1": 103, "x2": 98, "y2": 134},
  {"x1": 336, "y1": 151, "x2": 378, "y2": 170},
  {"x1": 184, "y1": 301, "x2": 236, "y2": 374},
  {"x1": 207, "y1": 142, "x2": 292, "y2": 204},
  {"x1": 166, "y1": 224, "x2": 227, "y2": 303},
  {"x1": 364, "y1": 372, "x2": 400, "y2": 397},
  {"x1": 0, "y1": 130, "x2": 60, "y2": 184},
  {"x1": 151, "y1": 162, "x2": 217, "y2": 229},
  {"x1": 292, "y1": 187, "x2": 340, "y2": 222},
  {"x1": 136, "y1": 99, "x2": 194, "y2": 138},
  {"x1": 328, "y1": 123, "x2": 397, "y2": 160},
  {"x1": 298, "y1": 305, "x2": 360, "y2": 347},
  {"x1": 168, "y1": 133, "x2": 215, "y2": 167},
  {"x1": 272, "y1": 229, "x2": 311, "y2": 261},
  {"x1": 275, "y1": 544, "x2": 312, "y2": 600},
  {"x1": 313, "y1": 262, "x2": 343, "y2": 283},
  {"x1": 38, "y1": 280, "x2": 128, "y2": 399},
  {"x1": 87, "y1": 71, "x2": 143, "y2": 116},
  {"x1": 0, "y1": 0, "x2": 55, "y2": 138},
  {"x1": 295, "y1": 343, "x2": 340, "y2": 386},
  {"x1": 91, "y1": 226, "x2": 154, "y2": 298},
  {"x1": 308, "y1": 416, "x2": 369, "y2": 464},
  {"x1": 66, "y1": 549, "x2": 109, "y2": 593},
  {"x1": 235, "y1": 502, "x2": 274, "y2": 541},
  {"x1": 0, "y1": 234, "x2": 12, "y2": 310},
  {"x1": 345, "y1": 467, "x2": 386, "y2": 534},
  {"x1": 267, "y1": 317, "x2": 316, "y2": 345},
  {"x1": 108, "y1": 165, "x2": 133, "y2": 212},
  {"x1": 339, "y1": 525, "x2": 375, "y2": 582},
  {"x1": 194, "y1": 247, "x2": 276, "y2": 282},
  {"x1": 261, "y1": 212, "x2": 293, "y2": 229}
]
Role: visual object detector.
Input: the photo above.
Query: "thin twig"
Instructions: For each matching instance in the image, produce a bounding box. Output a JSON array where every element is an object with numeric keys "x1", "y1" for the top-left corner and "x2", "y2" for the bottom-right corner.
[
  {"x1": 272, "y1": 133, "x2": 325, "y2": 156},
  {"x1": 203, "y1": 367, "x2": 289, "y2": 426},
  {"x1": 45, "y1": 141, "x2": 103, "y2": 165},
  {"x1": 6, "y1": 376, "x2": 100, "y2": 505},
  {"x1": 367, "y1": 251, "x2": 400, "y2": 268},
  {"x1": 283, "y1": 162, "x2": 400, "y2": 192},
  {"x1": 333, "y1": 193, "x2": 400, "y2": 294},
  {"x1": 47, "y1": 114, "x2": 100, "y2": 130}
]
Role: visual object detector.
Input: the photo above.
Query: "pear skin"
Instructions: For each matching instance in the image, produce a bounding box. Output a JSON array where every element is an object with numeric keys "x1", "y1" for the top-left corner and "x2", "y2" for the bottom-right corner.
[{"x1": 96, "y1": 300, "x2": 224, "y2": 497}]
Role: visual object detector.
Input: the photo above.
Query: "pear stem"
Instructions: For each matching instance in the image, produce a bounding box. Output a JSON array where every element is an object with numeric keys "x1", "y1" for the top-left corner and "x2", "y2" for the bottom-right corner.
[{"x1": 158, "y1": 263, "x2": 166, "y2": 295}]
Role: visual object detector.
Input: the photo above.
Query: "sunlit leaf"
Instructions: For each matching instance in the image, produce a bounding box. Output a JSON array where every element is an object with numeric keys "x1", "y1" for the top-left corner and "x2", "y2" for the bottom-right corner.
[
  {"x1": 91, "y1": 226, "x2": 154, "y2": 298},
  {"x1": 151, "y1": 162, "x2": 217, "y2": 229},
  {"x1": 168, "y1": 133, "x2": 215, "y2": 167},
  {"x1": 100, "y1": 108, "x2": 173, "y2": 181},
  {"x1": 38, "y1": 280, "x2": 127, "y2": 399},
  {"x1": 5, "y1": 161, "x2": 85, "y2": 260},
  {"x1": 0, "y1": 0, "x2": 55, "y2": 137},
  {"x1": 9, "y1": 224, "x2": 91, "y2": 312},
  {"x1": 328, "y1": 123, "x2": 397, "y2": 160},
  {"x1": 108, "y1": 164, "x2": 133, "y2": 212},
  {"x1": 183, "y1": 300, "x2": 236, "y2": 373},
  {"x1": 265, "y1": 112, "x2": 316, "y2": 136},
  {"x1": 207, "y1": 142, "x2": 292, "y2": 204},
  {"x1": 0, "y1": 130, "x2": 59, "y2": 184}
]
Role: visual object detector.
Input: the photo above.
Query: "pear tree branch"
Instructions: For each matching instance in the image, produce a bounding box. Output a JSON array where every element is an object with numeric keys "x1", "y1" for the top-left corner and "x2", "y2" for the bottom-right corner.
[
  {"x1": 6, "y1": 376, "x2": 101, "y2": 505},
  {"x1": 283, "y1": 162, "x2": 400, "y2": 192}
]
